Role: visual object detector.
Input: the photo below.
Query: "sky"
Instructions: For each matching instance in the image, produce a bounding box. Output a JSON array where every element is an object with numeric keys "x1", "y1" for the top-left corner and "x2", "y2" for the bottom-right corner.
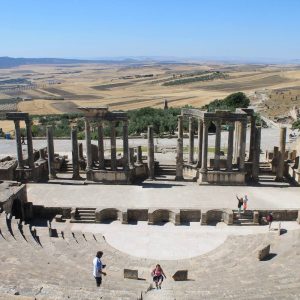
[{"x1": 0, "y1": 0, "x2": 299, "y2": 60}]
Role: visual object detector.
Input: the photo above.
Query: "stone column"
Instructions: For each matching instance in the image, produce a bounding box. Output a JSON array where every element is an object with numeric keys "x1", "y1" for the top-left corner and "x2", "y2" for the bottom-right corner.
[
  {"x1": 85, "y1": 119, "x2": 93, "y2": 180},
  {"x1": 110, "y1": 121, "x2": 117, "y2": 171},
  {"x1": 196, "y1": 119, "x2": 203, "y2": 168},
  {"x1": 201, "y1": 120, "x2": 209, "y2": 172},
  {"x1": 46, "y1": 125, "x2": 56, "y2": 179},
  {"x1": 175, "y1": 116, "x2": 184, "y2": 180},
  {"x1": 129, "y1": 147, "x2": 135, "y2": 168},
  {"x1": 71, "y1": 126, "x2": 80, "y2": 179},
  {"x1": 25, "y1": 119, "x2": 34, "y2": 169},
  {"x1": 147, "y1": 125, "x2": 155, "y2": 179},
  {"x1": 39, "y1": 148, "x2": 45, "y2": 161},
  {"x1": 252, "y1": 126, "x2": 261, "y2": 181},
  {"x1": 272, "y1": 146, "x2": 279, "y2": 173},
  {"x1": 233, "y1": 121, "x2": 240, "y2": 164},
  {"x1": 276, "y1": 127, "x2": 287, "y2": 181},
  {"x1": 122, "y1": 120, "x2": 129, "y2": 170},
  {"x1": 214, "y1": 121, "x2": 221, "y2": 170},
  {"x1": 239, "y1": 120, "x2": 247, "y2": 172},
  {"x1": 14, "y1": 120, "x2": 24, "y2": 169},
  {"x1": 136, "y1": 146, "x2": 143, "y2": 165},
  {"x1": 188, "y1": 117, "x2": 194, "y2": 164},
  {"x1": 97, "y1": 122, "x2": 105, "y2": 170},
  {"x1": 227, "y1": 123, "x2": 234, "y2": 171},
  {"x1": 248, "y1": 115, "x2": 256, "y2": 162}
]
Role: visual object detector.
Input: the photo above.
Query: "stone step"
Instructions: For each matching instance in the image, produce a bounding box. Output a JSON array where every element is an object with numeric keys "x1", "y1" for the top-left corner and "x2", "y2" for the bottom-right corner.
[
  {"x1": 77, "y1": 208, "x2": 96, "y2": 211},
  {"x1": 76, "y1": 210, "x2": 95, "y2": 214},
  {"x1": 48, "y1": 179, "x2": 86, "y2": 185},
  {"x1": 70, "y1": 219, "x2": 96, "y2": 224}
]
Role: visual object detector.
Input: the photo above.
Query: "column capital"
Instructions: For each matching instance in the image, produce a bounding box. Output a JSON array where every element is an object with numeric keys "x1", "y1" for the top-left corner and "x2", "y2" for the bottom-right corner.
[{"x1": 203, "y1": 119, "x2": 210, "y2": 126}]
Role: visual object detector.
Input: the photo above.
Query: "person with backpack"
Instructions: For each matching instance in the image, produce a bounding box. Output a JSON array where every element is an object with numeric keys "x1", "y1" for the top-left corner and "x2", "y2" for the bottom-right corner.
[{"x1": 151, "y1": 264, "x2": 166, "y2": 289}]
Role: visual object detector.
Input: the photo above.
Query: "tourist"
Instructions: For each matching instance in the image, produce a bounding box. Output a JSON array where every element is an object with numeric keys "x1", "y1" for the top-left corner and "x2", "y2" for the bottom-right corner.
[
  {"x1": 151, "y1": 264, "x2": 166, "y2": 289},
  {"x1": 21, "y1": 135, "x2": 25, "y2": 145},
  {"x1": 243, "y1": 195, "x2": 248, "y2": 213},
  {"x1": 93, "y1": 251, "x2": 106, "y2": 287},
  {"x1": 236, "y1": 195, "x2": 243, "y2": 216},
  {"x1": 266, "y1": 212, "x2": 273, "y2": 231}
]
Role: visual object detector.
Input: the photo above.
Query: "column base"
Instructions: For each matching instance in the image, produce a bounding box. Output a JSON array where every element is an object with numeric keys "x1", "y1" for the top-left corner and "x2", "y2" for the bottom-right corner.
[
  {"x1": 198, "y1": 170, "x2": 208, "y2": 185},
  {"x1": 86, "y1": 170, "x2": 93, "y2": 181},
  {"x1": 275, "y1": 176, "x2": 285, "y2": 182},
  {"x1": 175, "y1": 175, "x2": 184, "y2": 181}
]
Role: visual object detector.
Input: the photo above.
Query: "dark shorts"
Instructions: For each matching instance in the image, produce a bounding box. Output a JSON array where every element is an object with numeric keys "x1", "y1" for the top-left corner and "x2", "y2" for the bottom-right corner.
[
  {"x1": 153, "y1": 275, "x2": 163, "y2": 282},
  {"x1": 95, "y1": 276, "x2": 102, "y2": 286}
]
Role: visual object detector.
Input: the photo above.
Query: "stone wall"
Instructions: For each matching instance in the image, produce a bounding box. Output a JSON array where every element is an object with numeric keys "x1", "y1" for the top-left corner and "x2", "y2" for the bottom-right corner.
[
  {"x1": 180, "y1": 209, "x2": 201, "y2": 223},
  {"x1": 32, "y1": 205, "x2": 71, "y2": 219},
  {"x1": 127, "y1": 209, "x2": 148, "y2": 222}
]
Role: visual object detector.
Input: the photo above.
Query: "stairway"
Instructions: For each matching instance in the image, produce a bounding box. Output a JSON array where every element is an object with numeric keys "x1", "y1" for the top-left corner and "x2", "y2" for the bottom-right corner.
[
  {"x1": 233, "y1": 210, "x2": 256, "y2": 226},
  {"x1": 259, "y1": 162, "x2": 273, "y2": 175},
  {"x1": 71, "y1": 208, "x2": 96, "y2": 223},
  {"x1": 59, "y1": 160, "x2": 74, "y2": 174},
  {"x1": 155, "y1": 163, "x2": 177, "y2": 177}
]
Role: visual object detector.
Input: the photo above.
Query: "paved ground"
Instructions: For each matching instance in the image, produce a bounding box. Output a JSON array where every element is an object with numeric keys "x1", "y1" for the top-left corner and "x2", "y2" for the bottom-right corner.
[{"x1": 27, "y1": 178, "x2": 300, "y2": 210}]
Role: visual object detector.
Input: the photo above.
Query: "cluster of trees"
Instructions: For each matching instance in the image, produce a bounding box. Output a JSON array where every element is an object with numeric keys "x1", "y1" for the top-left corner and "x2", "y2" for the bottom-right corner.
[
  {"x1": 292, "y1": 119, "x2": 300, "y2": 130},
  {"x1": 163, "y1": 71, "x2": 227, "y2": 86},
  {"x1": 202, "y1": 92, "x2": 250, "y2": 112},
  {"x1": 7, "y1": 92, "x2": 251, "y2": 138}
]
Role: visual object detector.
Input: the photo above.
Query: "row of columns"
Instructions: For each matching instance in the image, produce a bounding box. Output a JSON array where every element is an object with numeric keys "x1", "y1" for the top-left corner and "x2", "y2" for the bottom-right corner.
[
  {"x1": 13, "y1": 119, "x2": 34, "y2": 171},
  {"x1": 47, "y1": 123, "x2": 143, "y2": 181},
  {"x1": 83, "y1": 119, "x2": 129, "y2": 176},
  {"x1": 176, "y1": 116, "x2": 248, "y2": 180}
]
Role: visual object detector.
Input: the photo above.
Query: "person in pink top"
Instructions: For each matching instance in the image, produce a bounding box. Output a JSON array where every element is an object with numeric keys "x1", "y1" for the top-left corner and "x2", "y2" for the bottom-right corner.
[{"x1": 151, "y1": 264, "x2": 166, "y2": 289}]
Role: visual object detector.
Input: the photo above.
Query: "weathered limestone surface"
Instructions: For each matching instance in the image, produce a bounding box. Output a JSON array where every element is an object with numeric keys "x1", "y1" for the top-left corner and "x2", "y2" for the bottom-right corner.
[
  {"x1": 276, "y1": 127, "x2": 287, "y2": 181},
  {"x1": 172, "y1": 270, "x2": 188, "y2": 281},
  {"x1": 46, "y1": 126, "x2": 56, "y2": 179},
  {"x1": 124, "y1": 269, "x2": 138, "y2": 280},
  {"x1": 258, "y1": 244, "x2": 270, "y2": 261}
]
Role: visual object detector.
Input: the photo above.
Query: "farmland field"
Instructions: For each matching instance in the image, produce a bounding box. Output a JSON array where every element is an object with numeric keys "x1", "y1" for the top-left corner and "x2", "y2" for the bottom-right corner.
[{"x1": 1, "y1": 61, "x2": 300, "y2": 132}]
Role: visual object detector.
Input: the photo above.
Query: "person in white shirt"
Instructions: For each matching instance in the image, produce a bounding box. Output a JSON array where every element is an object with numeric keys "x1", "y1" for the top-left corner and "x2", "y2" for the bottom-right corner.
[{"x1": 93, "y1": 251, "x2": 106, "y2": 287}]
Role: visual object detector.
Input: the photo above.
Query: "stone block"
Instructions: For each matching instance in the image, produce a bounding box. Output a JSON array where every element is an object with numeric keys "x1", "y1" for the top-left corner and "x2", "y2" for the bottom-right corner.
[
  {"x1": 55, "y1": 214, "x2": 63, "y2": 222},
  {"x1": 222, "y1": 209, "x2": 233, "y2": 225},
  {"x1": 258, "y1": 244, "x2": 270, "y2": 261},
  {"x1": 124, "y1": 269, "x2": 138, "y2": 280},
  {"x1": 180, "y1": 209, "x2": 201, "y2": 223},
  {"x1": 172, "y1": 270, "x2": 188, "y2": 281},
  {"x1": 253, "y1": 211, "x2": 259, "y2": 225},
  {"x1": 200, "y1": 211, "x2": 207, "y2": 225},
  {"x1": 48, "y1": 228, "x2": 58, "y2": 238}
]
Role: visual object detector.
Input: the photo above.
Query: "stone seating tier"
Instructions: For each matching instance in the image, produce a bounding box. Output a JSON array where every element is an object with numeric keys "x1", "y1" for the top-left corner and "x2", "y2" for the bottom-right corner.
[{"x1": 0, "y1": 213, "x2": 300, "y2": 299}]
